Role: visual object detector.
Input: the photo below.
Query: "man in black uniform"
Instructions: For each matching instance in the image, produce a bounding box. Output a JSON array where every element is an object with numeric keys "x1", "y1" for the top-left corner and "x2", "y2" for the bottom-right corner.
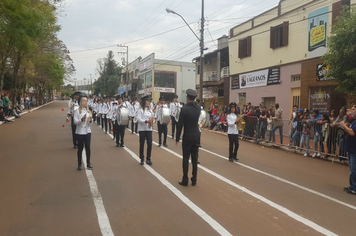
[{"x1": 176, "y1": 89, "x2": 201, "y2": 186}]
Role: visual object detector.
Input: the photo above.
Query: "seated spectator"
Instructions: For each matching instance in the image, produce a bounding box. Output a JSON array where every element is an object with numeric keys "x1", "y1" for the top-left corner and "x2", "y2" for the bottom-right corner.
[
  {"x1": 215, "y1": 113, "x2": 227, "y2": 131},
  {"x1": 0, "y1": 107, "x2": 13, "y2": 123}
]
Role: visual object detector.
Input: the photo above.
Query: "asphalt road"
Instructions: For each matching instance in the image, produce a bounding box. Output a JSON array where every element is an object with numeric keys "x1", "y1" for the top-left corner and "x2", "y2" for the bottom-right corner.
[{"x1": 1, "y1": 101, "x2": 355, "y2": 236}]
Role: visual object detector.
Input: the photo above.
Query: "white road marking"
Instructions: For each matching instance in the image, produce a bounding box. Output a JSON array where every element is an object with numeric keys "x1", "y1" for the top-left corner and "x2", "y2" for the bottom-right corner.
[
  {"x1": 82, "y1": 149, "x2": 114, "y2": 236},
  {"x1": 156, "y1": 129, "x2": 356, "y2": 212},
  {"x1": 142, "y1": 129, "x2": 338, "y2": 236},
  {"x1": 102, "y1": 129, "x2": 232, "y2": 236}
]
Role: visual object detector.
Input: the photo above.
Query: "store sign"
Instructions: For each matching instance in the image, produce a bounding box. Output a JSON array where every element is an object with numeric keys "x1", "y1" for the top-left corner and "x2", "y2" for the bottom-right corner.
[
  {"x1": 316, "y1": 64, "x2": 334, "y2": 81},
  {"x1": 144, "y1": 87, "x2": 152, "y2": 94},
  {"x1": 153, "y1": 87, "x2": 175, "y2": 93},
  {"x1": 203, "y1": 87, "x2": 218, "y2": 98},
  {"x1": 231, "y1": 77, "x2": 239, "y2": 90},
  {"x1": 140, "y1": 59, "x2": 152, "y2": 72},
  {"x1": 237, "y1": 67, "x2": 280, "y2": 89},
  {"x1": 307, "y1": 7, "x2": 328, "y2": 58},
  {"x1": 310, "y1": 86, "x2": 331, "y2": 114}
]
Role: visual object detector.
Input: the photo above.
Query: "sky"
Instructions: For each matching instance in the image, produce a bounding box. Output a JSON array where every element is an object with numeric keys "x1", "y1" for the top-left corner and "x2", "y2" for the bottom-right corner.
[{"x1": 57, "y1": 0, "x2": 281, "y2": 85}]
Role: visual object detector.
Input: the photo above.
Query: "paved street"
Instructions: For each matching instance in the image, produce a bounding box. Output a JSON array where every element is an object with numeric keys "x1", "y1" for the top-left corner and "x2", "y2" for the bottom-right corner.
[{"x1": 1, "y1": 101, "x2": 356, "y2": 236}]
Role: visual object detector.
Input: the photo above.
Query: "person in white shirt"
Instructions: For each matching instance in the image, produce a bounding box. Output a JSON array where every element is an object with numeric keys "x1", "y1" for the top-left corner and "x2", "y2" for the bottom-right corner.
[
  {"x1": 101, "y1": 99, "x2": 110, "y2": 133},
  {"x1": 226, "y1": 102, "x2": 240, "y2": 162},
  {"x1": 67, "y1": 92, "x2": 81, "y2": 149},
  {"x1": 97, "y1": 99, "x2": 102, "y2": 126},
  {"x1": 170, "y1": 95, "x2": 179, "y2": 138},
  {"x1": 155, "y1": 96, "x2": 169, "y2": 147},
  {"x1": 129, "y1": 97, "x2": 139, "y2": 134},
  {"x1": 113, "y1": 95, "x2": 128, "y2": 147},
  {"x1": 137, "y1": 95, "x2": 155, "y2": 165},
  {"x1": 74, "y1": 96, "x2": 93, "y2": 170}
]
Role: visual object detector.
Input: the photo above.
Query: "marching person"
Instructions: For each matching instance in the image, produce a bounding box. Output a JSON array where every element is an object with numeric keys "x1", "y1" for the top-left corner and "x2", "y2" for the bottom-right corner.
[
  {"x1": 101, "y1": 99, "x2": 109, "y2": 133},
  {"x1": 114, "y1": 95, "x2": 127, "y2": 147},
  {"x1": 170, "y1": 95, "x2": 179, "y2": 139},
  {"x1": 110, "y1": 101, "x2": 118, "y2": 140},
  {"x1": 123, "y1": 95, "x2": 131, "y2": 128},
  {"x1": 176, "y1": 89, "x2": 200, "y2": 186},
  {"x1": 155, "y1": 96, "x2": 169, "y2": 147},
  {"x1": 137, "y1": 95, "x2": 155, "y2": 165},
  {"x1": 226, "y1": 102, "x2": 240, "y2": 162},
  {"x1": 73, "y1": 95, "x2": 93, "y2": 170},
  {"x1": 129, "y1": 97, "x2": 139, "y2": 134},
  {"x1": 67, "y1": 91, "x2": 81, "y2": 149},
  {"x1": 341, "y1": 105, "x2": 356, "y2": 195},
  {"x1": 97, "y1": 99, "x2": 102, "y2": 126}
]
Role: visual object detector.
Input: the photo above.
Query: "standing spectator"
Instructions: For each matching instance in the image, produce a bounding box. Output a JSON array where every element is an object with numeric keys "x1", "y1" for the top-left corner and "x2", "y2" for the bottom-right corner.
[
  {"x1": 301, "y1": 109, "x2": 311, "y2": 156},
  {"x1": 272, "y1": 103, "x2": 283, "y2": 145},
  {"x1": 292, "y1": 109, "x2": 304, "y2": 148},
  {"x1": 289, "y1": 105, "x2": 299, "y2": 146},
  {"x1": 259, "y1": 106, "x2": 268, "y2": 140},
  {"x1": 254, "y1": 106, "x2": 261, "y2": 138},
  {"x1": 242, "y1": 105, "x2": 254, "y2": 139},
  {"x1": 212, "y1": 104, "x2": 218, "y2": 117},
  {"x1": 0, "y1": 95, "x2": 4, "y2": 108},
  {"x1": 3, "y1": 93, "x2": 9, "y2": 116},
  {"x1": 329, "y1": 110, "x2": 337, "y2": 123},
  {"x1": 341, "y1": 105, "x2": 356, "y2": 195},
  {"x1": 310, "y1": 110, "x2": 322, "y2": 157},
  {"x1": 331, "y1": 107, "x2": 349, "y2": 158},
  {"x1": 319, "y1": 114, "x2": 331, "y2": 158},
  {"x1": 222, "y1": 105, "x2": 228, "y2": 114}
]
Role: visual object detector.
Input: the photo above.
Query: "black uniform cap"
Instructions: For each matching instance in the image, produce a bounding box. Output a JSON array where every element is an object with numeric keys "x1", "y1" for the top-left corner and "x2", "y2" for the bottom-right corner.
[
  {"x1": 186, "y1": 89, "x2": 197, "y2": 100},
  {"x1": 141, "y1": 95, "x2": 152, "y2": 101},
  {"x1": 71, "y1": 91, "x2": 82, "y2": 98},
  {"x1": 173, "y1": 95, "x2": 178, "y2": 99},
  {"x1": 229, "y1": 102, "x2": 237, "y2": 107}
]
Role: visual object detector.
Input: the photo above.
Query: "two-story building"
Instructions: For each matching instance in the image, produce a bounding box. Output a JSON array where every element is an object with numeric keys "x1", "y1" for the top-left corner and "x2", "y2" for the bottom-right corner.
[
  {"x1": 137, "y1": 53, "x2": 196, "y2": 103},
  {"x1": 228, "y1": 0, "x2": 351, "y2": 116},
  {"x1": 119, "y1": 57, "x2": 141, "y2": 99}
]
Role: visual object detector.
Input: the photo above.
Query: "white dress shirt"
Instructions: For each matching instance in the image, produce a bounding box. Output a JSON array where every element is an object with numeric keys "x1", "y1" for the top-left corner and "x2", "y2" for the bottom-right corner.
[
  {"x1": 170, "y1": 102, "x2": 179, "y2": 116},
  {"x1": 74, "y1": 108, "x2": 92, "y2": 135},
  {"x1": 227, "y1": 113, "x2": 239, "y2": 135},
  {"x1": 137, "y1": 108, "x2": 154, "y2": 131}
]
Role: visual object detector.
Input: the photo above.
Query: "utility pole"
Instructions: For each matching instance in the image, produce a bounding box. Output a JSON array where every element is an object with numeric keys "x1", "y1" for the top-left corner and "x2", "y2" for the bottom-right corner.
[
  {"x1": 117, "y1": 44, "x2": 129, "y2": 96},
  {"x1": 88, "y1": 74, "x2": 92, "y2": 95},
  {"x1": 199, "y1": 0, "x2": 205, "y2": 101}
]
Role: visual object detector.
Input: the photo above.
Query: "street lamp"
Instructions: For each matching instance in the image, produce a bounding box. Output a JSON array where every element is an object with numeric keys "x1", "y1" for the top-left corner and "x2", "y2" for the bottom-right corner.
[{"x1": 166, "y1": 1, "x2": 205, "y2": 101}]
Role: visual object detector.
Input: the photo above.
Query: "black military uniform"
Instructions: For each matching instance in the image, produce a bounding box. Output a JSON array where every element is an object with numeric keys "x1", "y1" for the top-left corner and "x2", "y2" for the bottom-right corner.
[{"x1": 176, "y1": 89, "x2": 201, "y2": 186}]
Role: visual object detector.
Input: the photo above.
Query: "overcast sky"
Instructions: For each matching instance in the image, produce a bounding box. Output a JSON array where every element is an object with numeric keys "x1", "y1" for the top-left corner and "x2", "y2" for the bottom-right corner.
[{"x1": 57, "y1": 0, "x2": 281, "y2": 85}]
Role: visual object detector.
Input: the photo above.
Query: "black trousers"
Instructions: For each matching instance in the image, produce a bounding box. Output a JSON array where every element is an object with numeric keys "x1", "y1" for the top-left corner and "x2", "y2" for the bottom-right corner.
[
  {"x1": 116, "y1": 125, "x2": 126, "y2": 145},
  {"x1": 97, "y1": 113, "x2": 100, "y2": 125},
  {"x1": 101, "y1": 114, "x2": 107, "y2": 132},
  {"x1": 93, "y1": 111, "x2": 96, "y2": 122},
  {"x1": 157, "y1": 121, "x2": 167, "y2": 145},
  {"x1": 182, "y1": 142, "x2": 199, "y2": 183},
  {"x1": 113, "y1": 122, "x2": 118, "y2": 139},
  {"x1": 77, "y1": 133, "x2": 91, "y2": 165},
  {"x1": 171, "y1": 115, "x2": 177, "y2": 136},
  {"x1": 71, "y1": 116, "x2": 77, "y2": 146},
  {"x1": 139, "y1": 131, "x2": 152, "y2": 160},
  {"x1": 130, "y1": 117, "x2": 138, "y2": 133},
  {"x1": 228, "y1": 134, "x2": 239, "y2": 159},
  {"x1": 109, "y1": 121, "x2": 112, "y2": 134}
]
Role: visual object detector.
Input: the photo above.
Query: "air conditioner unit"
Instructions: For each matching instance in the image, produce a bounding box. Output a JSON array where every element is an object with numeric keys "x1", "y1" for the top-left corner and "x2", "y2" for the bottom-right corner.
[{"x1": 204, "y1": 59, "x2": 211, "y2": 65}]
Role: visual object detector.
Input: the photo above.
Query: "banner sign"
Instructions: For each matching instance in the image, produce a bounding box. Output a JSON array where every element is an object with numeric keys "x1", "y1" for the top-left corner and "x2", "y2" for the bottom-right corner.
[
  {"x1": 308, "y1": 7, "x2": 328, "y2": 58},
  {"x1": 237, "y1": 67, "x2": 280, "y2": 89},
  {"x1": 310, "y1": 86, "x2": 332, "y2": 114},
  {"x1": 231, "y1": 77, "x2": 240, "y2": 90},
  {"x1": 153, "y1": 87, "x2": 175, "y2": 93}
]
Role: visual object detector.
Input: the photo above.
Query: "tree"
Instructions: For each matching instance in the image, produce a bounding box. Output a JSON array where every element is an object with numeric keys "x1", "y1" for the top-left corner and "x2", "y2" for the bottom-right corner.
[{"x1": 322, "y1": 6, "x2": 356, "y2": 95}]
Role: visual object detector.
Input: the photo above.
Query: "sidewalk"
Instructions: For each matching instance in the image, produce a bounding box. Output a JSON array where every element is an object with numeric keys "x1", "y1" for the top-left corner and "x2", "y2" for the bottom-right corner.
[{"x1": 204, "y1": 127, "x2": 349, "y2": 166}]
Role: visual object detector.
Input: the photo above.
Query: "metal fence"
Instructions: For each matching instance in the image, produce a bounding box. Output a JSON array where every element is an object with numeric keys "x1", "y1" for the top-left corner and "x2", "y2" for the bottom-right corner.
[{"x1": 204, "y1": 115, "x2": 349, "y2": 162}]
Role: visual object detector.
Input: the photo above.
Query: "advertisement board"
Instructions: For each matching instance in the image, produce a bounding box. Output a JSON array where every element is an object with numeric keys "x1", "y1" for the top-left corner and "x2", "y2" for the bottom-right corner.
[
  {"x1": 235, "y1": 67, "x2": 280, "y2": 89},
  {"x1": 309, "y1": 86, "x2": 332, "y2": 114},
  {"x1": 307, "y1": 7, "x2": 328, "y2": 58}
]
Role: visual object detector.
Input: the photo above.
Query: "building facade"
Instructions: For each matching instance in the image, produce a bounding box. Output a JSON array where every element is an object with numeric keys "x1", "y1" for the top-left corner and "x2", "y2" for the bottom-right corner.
[{"x1": 228, "y1": 0, "x2": 352, "y2": 118}]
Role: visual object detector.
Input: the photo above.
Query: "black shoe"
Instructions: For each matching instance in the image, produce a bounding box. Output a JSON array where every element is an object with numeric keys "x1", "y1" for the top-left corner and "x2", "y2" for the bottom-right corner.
[
  {"x1": 179, "y1": 181, "x2": 188, "y2": 186},
  {"x1": 146, "y1": 160, "x2": 152, "y2": 165},
  {"x1": 197, "y1": 161, "x2": 200, "y2": 165},
  {"x1": 345, "y1": 187, "x2": 356, "y2": 195},
  {"x1": 233, "y1": 157, "x2": 239, "y2": 161},
  {"x1": 87, "y1": 163, "x2": 93, "y2": 169},
  {"x1": 73, "y1": 145, "x2": 77, "y2": 149},
  {"x1": 140, "y1": 159, "x2": 144, "y2": 165},
  {"x1": 116, "y1": 144, "x2": 120, "y2": 147},
  {"x1": 163, "y1": 144, "x2": 168, "y2": 147},
  {"x1": 192, "y1": 181, "x2": 196, "y2": 186},
  {"x1": 120, "y1": 144, "x2": 124, "y2": 147},
  {"x1": 77, "y1": 165, "x2": 82, "y2": 171},
  {"x1": 344, "y1": 187, "x2": 350, "y2": 192},
  {"x1": 158, "y1": 144, "x2": 161, "y2": 147},
  {"x1": 229, "y1": 158, "x2": 233, "y2": 162}
]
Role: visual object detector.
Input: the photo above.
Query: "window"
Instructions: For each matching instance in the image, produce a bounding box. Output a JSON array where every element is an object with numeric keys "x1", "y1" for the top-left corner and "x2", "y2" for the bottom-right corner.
[
  {"x1": 291, "y1": 75, "x2": 301, "y2": 82},
  {"x1": 332, "y1": 0, "x2": 350, "y2": 26},
  {"x1": 292, "y1": 96, "x2": 300, "y2": 108},
  {"x1": 238, "y1": 36, "x2": 252, "y2": 59},
  {"x1": 270, "y1": 21, "x2": 289, "y2": 49}
]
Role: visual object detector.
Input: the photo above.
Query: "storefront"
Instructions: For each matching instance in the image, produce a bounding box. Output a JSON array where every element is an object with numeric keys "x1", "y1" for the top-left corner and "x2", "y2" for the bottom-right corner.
[{"x1": 300, "y1": 58, "x2": 346, "y2": 114}]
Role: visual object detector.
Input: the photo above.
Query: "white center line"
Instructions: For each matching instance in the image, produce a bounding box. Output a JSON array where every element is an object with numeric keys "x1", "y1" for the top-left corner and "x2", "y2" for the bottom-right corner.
[
  {"x1": 82, "y1": 149, "x2": 114, "y2": 236},
  {"x1": 103, "y1": 129, "x2": 232, "y2": 236}
]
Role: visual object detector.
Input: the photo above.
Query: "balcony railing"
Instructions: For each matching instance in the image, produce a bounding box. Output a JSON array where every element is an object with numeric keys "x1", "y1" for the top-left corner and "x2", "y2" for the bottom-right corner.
[{"x1": 221, "y1": 66, "x2": 229, "y2": 78}]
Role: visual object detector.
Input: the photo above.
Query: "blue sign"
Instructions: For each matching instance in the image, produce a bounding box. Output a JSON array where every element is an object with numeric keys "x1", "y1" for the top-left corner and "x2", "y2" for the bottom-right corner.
[{"x1": 118, "y1": 86, "x2": 126, "y2": 94}]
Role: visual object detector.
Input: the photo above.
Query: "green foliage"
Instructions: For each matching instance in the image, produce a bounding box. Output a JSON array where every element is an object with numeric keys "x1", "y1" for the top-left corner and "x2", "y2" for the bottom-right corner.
[
  {"x1": 94, "y1": 50, "x2": 122, "y2": 97},
  {"x1": 322, "y1": 6, "x2": 356, "y2": 95},
  {"x1": 61, "y1": 90, "x2": 73, "y2": 98}
]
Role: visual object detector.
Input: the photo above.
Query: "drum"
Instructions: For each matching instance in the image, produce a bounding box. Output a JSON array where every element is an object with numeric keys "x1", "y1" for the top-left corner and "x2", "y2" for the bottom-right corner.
[
  {"x1": 117, "y1": 107, "x2": 130, "y2": 125},
  {"x1": 160, "y1": 107, "x2": 171, "y2": 125}
]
